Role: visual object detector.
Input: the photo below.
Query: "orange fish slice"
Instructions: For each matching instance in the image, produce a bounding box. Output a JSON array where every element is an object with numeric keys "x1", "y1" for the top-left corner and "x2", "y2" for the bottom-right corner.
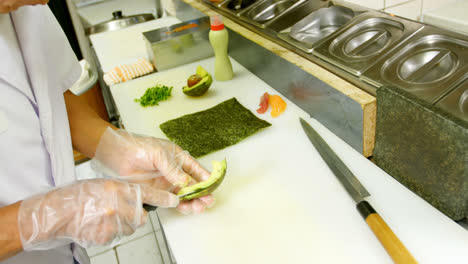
[{"x1": 269, "y1": 95, "x2": 287, "y2": 117}]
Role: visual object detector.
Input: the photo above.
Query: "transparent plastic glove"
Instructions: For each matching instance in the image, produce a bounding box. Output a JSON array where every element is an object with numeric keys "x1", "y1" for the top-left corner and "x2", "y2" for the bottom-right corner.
[
  {"x1": 18, "y1": 179, "x2": 179, "y2": 251},
  {"x1": 91, "y1": 128, "x2": 215, "y2": 214}
]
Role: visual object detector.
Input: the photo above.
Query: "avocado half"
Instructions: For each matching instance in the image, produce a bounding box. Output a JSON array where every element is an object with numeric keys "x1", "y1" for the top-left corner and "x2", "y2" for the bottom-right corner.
[
  {"x1": 177, "y1": 159, "x2": 227, "y2": 201},
  {"x1": 182, "y1": 65, "x2": 213, "y2": 97}
]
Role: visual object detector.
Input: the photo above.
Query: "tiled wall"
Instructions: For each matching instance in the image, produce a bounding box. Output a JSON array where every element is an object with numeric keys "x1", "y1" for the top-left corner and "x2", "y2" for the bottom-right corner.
[{"x1": 343, "y1": 0, "x2": 452, "y2": 21}]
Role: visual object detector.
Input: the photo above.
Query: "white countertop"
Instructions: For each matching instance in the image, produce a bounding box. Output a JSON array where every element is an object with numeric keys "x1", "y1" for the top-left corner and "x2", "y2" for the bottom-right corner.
[
  {"x1": 422, "y1": 0, "x2": 468, "y2": 35},
  {"x1": 107, "y1": 56, "x2": 468, "y2": 263}
]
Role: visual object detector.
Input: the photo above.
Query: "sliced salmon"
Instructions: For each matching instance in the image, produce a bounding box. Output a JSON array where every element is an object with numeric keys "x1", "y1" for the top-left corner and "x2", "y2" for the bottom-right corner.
[
  {"x1": 269, "y1": 94, "x2": 287, "y2": 117},
  {"x1": 256, "y1": 92, "x2": 270, "y2": 114}
]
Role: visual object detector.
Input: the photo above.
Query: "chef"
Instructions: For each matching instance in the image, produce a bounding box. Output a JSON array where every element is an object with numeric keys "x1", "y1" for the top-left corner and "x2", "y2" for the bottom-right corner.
[{"x1": 0, "y1": 1, "x2": 214, "y2": 263}]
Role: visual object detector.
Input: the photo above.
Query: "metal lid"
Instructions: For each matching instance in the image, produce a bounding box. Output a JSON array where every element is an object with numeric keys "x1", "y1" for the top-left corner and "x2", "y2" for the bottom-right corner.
[{"x1": 86, "y1": 10, "x2": 155, "y2": 35}]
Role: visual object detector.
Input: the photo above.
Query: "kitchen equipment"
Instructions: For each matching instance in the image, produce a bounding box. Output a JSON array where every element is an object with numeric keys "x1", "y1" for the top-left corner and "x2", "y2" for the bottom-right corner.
[
  {"x1": 143, "y1": 191, "x2": 197, "y2": 212},
  {"x1": 219, "y1": 0, "x2": 262, "y2": 15},
  {"x1": 86, "y1": 10, "x2": 155, "y2": 35},
  {"x1": 313, "y1": 11, "x2": 423, "y2": 76},
  {"x1": 239, "y1": 0, "x2": 304, "y2": 28},
  {"x1": 143, "y1": 17, "x2": 214, "y2": 71},
  {"x1": 299, "y1": 118, "x2": 417, "y2": 264},
  {"x1": 201, "y1": 0, "x2": 227, "y2": 7},
  {"x1": 278, "y1": 5, "x2": 359, "y2": 53},
  {"x1": 109, "y1": 56, "x2": 468, "y2": 263},
  {"x1": 362, "y1": 25, "x2": 468, "y2": 103},
  {"x1": 143, "y1": 191, "x2": 199, "y2": 212},
  {"x1": 265, "y1": 0, "x2": 331, "y2": 32},
  {"x1": 435, "y1": 76, "x2": 468, "y2": 122}
]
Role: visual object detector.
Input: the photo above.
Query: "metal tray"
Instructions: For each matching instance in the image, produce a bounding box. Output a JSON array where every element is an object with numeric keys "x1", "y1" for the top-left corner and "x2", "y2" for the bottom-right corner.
[
  {"x1": 238, "y1": 0, "x2": 304, "y2": 28},
  {"x1": 201, "y1": 0, "x2": 227, "y2": 7},
  {"x1": 265, "y1": 0, "x2": 331, "y2": 32},
  {"x1": 276, "y1": 4, "x2": 362, "y2": 53},
  {"x1": 362, "y1": 25, "x2": 468, "y2": 103},
  {"x1": 219, "y1": 0, "x2": 263, "y2": 16},
  {"x1": 435, "y1": 76, "x2": 468, "y2": 122},
  {"x1": 313, "y1": 11, "x2": 423, "y2": 75}
]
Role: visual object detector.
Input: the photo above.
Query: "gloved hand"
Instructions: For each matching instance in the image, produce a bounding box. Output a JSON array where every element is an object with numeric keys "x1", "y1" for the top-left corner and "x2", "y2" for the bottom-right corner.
[
  {"x1": 91, "y1": 128, "x2": 215, "y2": 214},
  {"x1": 18, "y1": 178, "x2": 178, "y2": 250}
]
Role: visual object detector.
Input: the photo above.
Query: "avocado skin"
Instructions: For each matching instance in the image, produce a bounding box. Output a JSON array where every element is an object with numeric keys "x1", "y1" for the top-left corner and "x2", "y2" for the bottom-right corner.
[
  {"x1": 182, "y1": 66, "x2": 212, "y2": 97},
  {"x1": 178, "y1": 159, "x2": 227, "y2": 200}
]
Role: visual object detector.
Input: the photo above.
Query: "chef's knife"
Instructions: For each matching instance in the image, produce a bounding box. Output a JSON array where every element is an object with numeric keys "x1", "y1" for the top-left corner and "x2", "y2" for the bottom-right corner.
[{"x1": 299, "y1": 118, "x2": 417, "y2": 264}]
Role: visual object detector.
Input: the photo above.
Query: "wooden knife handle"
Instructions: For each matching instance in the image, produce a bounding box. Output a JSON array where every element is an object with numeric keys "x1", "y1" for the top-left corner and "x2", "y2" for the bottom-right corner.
[{"x1": 357, "y1": 201, "x2": 418, "y2": 264}]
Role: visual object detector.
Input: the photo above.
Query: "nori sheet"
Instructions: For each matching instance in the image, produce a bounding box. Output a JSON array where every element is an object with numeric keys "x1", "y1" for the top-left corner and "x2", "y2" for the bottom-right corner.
[{"x1": 159, "y1": 98, "x2": 271, "y2": 157}]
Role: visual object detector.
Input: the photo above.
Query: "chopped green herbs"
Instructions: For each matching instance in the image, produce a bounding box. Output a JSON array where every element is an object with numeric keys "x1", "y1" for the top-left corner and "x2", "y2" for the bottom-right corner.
[
  {"x1": 160, "y1": 98, "x2": 271, "y2": 157},
  {"x1": 135, "y1": 84, "x2": 173, "y2": 107}
]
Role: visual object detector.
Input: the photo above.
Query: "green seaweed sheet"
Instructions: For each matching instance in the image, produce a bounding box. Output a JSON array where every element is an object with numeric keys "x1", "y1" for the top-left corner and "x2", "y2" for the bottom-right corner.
[{"x1": 160, "y1": 98, "x2": 271, "y2": 158}]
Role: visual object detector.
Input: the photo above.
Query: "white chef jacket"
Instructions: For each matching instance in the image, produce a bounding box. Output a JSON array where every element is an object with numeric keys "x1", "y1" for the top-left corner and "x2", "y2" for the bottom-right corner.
[{"x1": 0, "y1": 5, "x2": 89, "y2": 264}]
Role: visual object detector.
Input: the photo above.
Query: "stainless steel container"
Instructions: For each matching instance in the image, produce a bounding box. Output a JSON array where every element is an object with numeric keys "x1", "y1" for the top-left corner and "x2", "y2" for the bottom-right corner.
[
  {"x1": 277, "y1": 4, "x2": 362, "y2": 53},
  {"x1": 313, "y1": 11, "x2": 423, "y2": 75},
  {"x1": 435, "y1": 76, "x2": 468, "y2": 122},
  {"x1": 218, "y1": 0, "x2": 263, "y2": 15},
  {"x1": 87, "y1": 11, "x2": 155, "y2": 35},
  {"x1": 362, "y1": 25, "x2": 468, "y2": 104},
  {"x1": 265, "y1": 0, "x2": 331, "y2": 32},
  {"x1": 238, "y1": 0, "x2": 305, "y2": 28},
  {"x1": 143, "y1": 17, "x2": 214, "y2": 71}
]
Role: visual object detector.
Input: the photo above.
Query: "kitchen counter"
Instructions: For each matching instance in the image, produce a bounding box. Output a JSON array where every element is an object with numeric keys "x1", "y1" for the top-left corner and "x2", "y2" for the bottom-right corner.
[
  {"x1": 79, "y1": 1, "x2": 468, "y2": 263},
  {"x1": 107, "y1": 56, "x2": 468, "y2": 263},
  {"x1": 181, "y1": 0, "x2": 377, "y2": 157}
]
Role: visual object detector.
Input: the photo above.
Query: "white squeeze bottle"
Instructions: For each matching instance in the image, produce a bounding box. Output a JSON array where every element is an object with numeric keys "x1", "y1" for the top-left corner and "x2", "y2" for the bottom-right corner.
[{"x1": 209, "y1": 14, "x2": 233, "y2": 81}]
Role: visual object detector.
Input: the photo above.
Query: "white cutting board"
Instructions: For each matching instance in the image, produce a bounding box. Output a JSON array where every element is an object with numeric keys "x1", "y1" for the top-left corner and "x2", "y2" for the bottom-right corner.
[{"x1": 110, "y1": 57, "x2": 468, "y2": 264}]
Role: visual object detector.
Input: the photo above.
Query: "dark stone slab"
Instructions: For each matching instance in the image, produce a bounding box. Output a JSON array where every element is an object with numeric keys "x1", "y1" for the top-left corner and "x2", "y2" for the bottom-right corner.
[{"x1": 374, "y1": 86, "x2": 468, "y2": 220}]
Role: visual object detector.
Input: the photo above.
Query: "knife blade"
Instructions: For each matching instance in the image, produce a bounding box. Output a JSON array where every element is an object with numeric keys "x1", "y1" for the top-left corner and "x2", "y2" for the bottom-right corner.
[
  {"x1": 299, "y1": 118, "x2": 417, "y2": 264},
  {"x1": 143, "y1": 191, "x2": 197, "y2": 212}
]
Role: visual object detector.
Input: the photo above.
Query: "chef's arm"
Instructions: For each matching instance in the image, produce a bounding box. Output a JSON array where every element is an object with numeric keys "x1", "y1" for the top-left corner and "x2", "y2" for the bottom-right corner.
[
  {"x1": 64, "y1": 90, "x2": 117, "y2": 158},
  {"x1": 0, "y1": 202, "x2": 23, "y2": 260}
]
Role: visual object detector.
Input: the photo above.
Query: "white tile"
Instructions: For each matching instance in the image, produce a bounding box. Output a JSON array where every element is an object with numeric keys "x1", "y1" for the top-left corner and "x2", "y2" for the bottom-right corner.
[
  {"x1": 155, "y1": 230, "x2": 172, "y2": 264},
  {"x1": 385, "y1": 0, "x2": 415, "y2": 8},
  {"x1": 343, "y1": 0, "x2": 385, "y2": 10},
  {"x1": 384, "y1": 0, "x2": 422, "y2": 20},
  {"x1": 421, "y1": 0, "x2": 468, "y2": 34},
  {"x1": 86, "y1": 244, "x2": 115, "y2": 258},
  {"x1": 90, "y1": 249, "x2": 118, "y2": 264},
  {"x1": 149, "y1": 211, "x2": 162, "y2": 232},
  {"x1": 116, "y1": 233, "x2": 163, "y2": 264},
  {"x1": 422, "y1": 0, "x2": 455, "y2": 12}
]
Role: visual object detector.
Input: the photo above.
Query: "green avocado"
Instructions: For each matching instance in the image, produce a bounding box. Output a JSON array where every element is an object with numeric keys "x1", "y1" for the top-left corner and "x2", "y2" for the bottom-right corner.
[
  {"x1": 177, "y1": 159, "x2": 227, "y2": 201},
  {"x1": 182, "y1": 66, "x2": 212, "y2": 96}
]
